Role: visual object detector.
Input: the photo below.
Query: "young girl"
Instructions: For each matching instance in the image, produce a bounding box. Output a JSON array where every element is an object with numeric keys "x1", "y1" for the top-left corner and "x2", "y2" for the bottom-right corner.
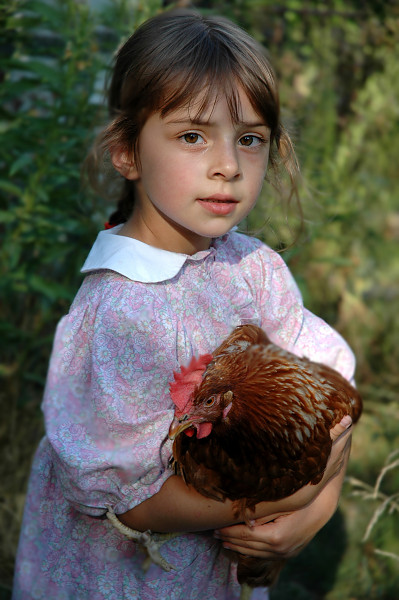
[{"x1": 13, "y1": 8, "x2": 356, "y2": 600}]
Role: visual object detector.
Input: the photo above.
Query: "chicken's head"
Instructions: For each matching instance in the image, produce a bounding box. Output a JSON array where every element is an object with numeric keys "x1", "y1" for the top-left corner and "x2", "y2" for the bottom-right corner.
[{"x1": 169, "y1": 353, "x2": 233, "y2": 441}]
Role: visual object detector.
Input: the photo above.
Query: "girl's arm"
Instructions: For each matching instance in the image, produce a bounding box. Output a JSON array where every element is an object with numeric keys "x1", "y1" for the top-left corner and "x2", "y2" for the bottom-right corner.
[
  {"x1": 119, "y1": 474, "x2": 241, "y2": 532},
  {"x1": 118, "y1": 418, "x2": 352, "y2": 535}
]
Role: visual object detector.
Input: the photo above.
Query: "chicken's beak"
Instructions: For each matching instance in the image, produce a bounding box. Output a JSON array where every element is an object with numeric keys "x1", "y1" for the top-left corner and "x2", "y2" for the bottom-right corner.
[{"x1": 168, "y1": 416, "x2": 193, "y2": 440}]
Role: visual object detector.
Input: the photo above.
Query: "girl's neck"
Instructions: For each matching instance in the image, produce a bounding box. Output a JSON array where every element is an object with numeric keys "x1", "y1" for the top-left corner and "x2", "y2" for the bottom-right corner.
[{"x1": 117, "y1": 213, "x2": 212, "y2": 255}]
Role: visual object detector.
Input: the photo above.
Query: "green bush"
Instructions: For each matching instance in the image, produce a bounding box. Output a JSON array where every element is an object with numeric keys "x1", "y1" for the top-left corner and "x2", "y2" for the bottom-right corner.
[{"x1": 0, "y1": 0, "x2": 162, "y2": 592}]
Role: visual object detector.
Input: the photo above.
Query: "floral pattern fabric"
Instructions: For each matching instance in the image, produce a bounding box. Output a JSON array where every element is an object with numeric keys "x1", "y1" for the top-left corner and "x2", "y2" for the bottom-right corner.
[{"x1": 13, "y1": 231, "x2": 355, "y2": 599}]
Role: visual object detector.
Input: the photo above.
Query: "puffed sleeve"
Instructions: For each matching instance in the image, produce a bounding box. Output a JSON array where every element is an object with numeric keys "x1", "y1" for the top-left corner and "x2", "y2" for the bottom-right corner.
[
  {"x1": 42, "y1": 274, "x2": 175, "y2": 517},
  {"x1": 257, "y1": 246, "x2": 356, "y2": 382}
]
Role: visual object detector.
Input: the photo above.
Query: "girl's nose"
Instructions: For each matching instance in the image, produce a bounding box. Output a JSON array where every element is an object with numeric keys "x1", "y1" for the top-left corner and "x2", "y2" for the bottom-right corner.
[{"x1": 208, "y1": 141, "x2": 241, "y2": 181}]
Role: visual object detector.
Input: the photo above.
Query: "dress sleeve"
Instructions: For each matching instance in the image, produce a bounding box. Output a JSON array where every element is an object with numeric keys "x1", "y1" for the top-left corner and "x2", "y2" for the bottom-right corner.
[
  {"x1": 42, "y1": 277, "x2": 175, "y2": 517},
  {"x1": 257, "y1": 247, "x2": 356, "y2": 382}
]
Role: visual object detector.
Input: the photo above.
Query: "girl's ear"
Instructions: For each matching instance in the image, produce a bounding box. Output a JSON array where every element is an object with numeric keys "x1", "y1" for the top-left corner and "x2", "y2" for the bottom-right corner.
[{"x1": 111, "y1": 148, "x2": 139, "y2": 180}]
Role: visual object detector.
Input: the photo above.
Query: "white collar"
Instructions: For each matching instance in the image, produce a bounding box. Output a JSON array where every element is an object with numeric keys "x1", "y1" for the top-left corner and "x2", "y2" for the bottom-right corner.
[{"x1": 81, "y1": 225, "x2": 216, "y2": 283}]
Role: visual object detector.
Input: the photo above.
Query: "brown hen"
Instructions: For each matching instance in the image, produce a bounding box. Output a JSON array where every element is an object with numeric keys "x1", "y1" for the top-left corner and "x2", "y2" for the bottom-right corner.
[{"x1": 168, "y1": 324, "x2": 362, "y2": 592}]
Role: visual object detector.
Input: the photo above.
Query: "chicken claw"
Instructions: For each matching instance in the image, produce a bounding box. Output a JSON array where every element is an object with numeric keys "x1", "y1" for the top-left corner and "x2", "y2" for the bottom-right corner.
[
  {"x1": 240, "y1": 582, "x2": 253, "y2": 600},
  {"x1": 106, "y1": 507, "x2": 176, "y2": 572}
]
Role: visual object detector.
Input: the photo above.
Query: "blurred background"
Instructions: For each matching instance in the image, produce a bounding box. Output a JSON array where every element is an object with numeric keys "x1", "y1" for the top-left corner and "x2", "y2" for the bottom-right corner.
[{"x1": 1, "y1": 0, "x2": 398, "y2": 597}]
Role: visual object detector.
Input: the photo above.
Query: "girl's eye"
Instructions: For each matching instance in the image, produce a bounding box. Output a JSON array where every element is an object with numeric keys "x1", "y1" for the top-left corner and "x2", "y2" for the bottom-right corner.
[
  {"x1": 182, "y1": 132, "x2": 203, "y2": 144},
  {"x1": 239, "y1": 135, "x2": 263, "y2": 147},
  {"x1": 204, "y1": 396, "x2": 215, "y2": 407}
]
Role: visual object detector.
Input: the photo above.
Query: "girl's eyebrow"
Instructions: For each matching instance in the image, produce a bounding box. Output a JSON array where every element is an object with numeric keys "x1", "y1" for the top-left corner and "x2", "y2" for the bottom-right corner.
[
  {"x1": 165, "y1": 118, "x2": 269, "y2": 128},
  {"x1": 238, "y1": 121, "x2": 270, "y2": 129}
]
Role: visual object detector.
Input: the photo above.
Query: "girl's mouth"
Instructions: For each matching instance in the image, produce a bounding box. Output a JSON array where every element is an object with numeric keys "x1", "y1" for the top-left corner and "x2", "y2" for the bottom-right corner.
[
  {"x1": 197, "y1": 195, "x2": 238, "y2": 215},
  {"x1": 201, "y1": 194, "x2": 237, "y2": 203}
]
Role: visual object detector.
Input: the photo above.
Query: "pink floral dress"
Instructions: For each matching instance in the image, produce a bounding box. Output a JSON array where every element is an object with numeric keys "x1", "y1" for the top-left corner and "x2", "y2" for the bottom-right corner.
[{"x1": 13, "y1": 227, "x2": 355, "y2": 599}]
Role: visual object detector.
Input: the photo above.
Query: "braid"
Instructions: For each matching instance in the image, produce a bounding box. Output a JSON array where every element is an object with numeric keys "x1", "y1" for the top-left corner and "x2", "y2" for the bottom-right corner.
[{"x1": 108, "y1": 180, "x2": 135, "y2": 226}]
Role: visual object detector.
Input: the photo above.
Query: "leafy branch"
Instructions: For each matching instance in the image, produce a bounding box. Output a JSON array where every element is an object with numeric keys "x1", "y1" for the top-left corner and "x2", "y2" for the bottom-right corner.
[{"x1": 347, "y1": 450, "x2": 399, "y2": 561}]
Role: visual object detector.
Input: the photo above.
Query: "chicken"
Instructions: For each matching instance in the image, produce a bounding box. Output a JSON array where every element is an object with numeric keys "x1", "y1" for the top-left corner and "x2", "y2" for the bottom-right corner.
[{"x1": 168, "y1": 324, "x2": 362, "y2": 593}]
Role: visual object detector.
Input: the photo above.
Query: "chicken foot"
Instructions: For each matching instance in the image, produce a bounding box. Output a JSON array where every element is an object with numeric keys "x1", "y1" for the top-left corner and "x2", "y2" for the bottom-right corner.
[
  {"x1": 106, "y1": 507, "x2": 177, "y2": 572},
  {"x1": 240, "y1": 583, "x2": 270, "y2": 599},
  {"x1": 240, "y1": 582, "x2": 253, "y2": 600}
]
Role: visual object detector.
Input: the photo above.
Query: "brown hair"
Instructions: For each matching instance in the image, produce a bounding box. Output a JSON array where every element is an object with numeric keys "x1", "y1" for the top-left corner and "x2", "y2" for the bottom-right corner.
[{"x1": 87, "y1": 8, "x2": 299, "y2": 226}]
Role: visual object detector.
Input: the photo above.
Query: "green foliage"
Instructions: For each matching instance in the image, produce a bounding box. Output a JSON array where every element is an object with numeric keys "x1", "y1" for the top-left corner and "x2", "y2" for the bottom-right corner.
[
  {"x1": 1, "y1": 0, "x2": 103, "y2": 372},
  {"x1": 0, "y1": 0, "x2": 163, "y2": 593},
  {"x1": 1, "y1": 0, "x2": 398, "y2": 597}
]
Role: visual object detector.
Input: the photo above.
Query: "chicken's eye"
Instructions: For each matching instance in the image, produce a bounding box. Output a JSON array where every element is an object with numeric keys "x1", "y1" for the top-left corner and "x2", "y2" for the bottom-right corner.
[{"x1": 204, "y1": 396, "x2": 215, "y2": 407}]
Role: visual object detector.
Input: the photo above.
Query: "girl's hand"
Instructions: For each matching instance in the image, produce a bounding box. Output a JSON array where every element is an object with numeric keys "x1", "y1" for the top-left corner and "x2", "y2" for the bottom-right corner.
[
  {"x1": 214, "y1": 416, "x2": 353, "y2": 559},
  {"x1": 214, "y1": 486, "x2": 337, "y2": 559}
]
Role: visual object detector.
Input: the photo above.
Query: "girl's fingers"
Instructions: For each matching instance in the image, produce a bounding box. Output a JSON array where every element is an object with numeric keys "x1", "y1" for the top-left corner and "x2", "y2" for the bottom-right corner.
[
  {"x1": 215, "y1": 523, "x2": 281, "y2": 552},
  {"x1": 222, "y1": 543, "x2": 277, "y2": 558},
  {"x1": 330, "y1": 415, "x2": 352, "y2": 443},
  {"x1": 214, "y1": 524, "x2": 259, "y2": 543},
  {"x1": 215, "y1": 528, "x2": 305, "y2": 558},
  {"x1": 215, "y1": 529, "x2": 279, "y2": 558}
]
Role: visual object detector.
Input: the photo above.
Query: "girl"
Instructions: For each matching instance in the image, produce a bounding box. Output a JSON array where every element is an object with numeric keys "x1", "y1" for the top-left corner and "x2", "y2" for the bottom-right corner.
[{"x1": 13, "y1": 8, "x2": 356, "y2": 600}]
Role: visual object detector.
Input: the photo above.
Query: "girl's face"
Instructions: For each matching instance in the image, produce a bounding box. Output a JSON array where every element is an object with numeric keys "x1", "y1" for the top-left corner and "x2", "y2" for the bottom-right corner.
[{"x1": 117, "y1": 86, "x2": 270, "y2": 254}]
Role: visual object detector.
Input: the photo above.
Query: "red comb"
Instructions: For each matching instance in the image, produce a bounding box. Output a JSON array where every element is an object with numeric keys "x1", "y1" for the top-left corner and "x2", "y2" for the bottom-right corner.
[{"x1": 170, "y1": 353, "x2": 213, "y2": 414}]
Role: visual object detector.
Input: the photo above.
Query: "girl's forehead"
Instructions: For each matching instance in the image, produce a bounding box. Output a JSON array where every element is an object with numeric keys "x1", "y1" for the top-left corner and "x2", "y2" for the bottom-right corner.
[{"x1": 162, "y1": 85, "x2": 264, "y2": 125}]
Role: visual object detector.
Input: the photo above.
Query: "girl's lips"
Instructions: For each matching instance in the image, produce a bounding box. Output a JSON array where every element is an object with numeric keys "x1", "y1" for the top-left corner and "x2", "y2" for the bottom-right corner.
[
  {"x1": 197, "y1": 195, "x2": 238, "y2": 215},
  {"x1": 201, "y1": 194, "x2": 237, "y2": 202}
]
